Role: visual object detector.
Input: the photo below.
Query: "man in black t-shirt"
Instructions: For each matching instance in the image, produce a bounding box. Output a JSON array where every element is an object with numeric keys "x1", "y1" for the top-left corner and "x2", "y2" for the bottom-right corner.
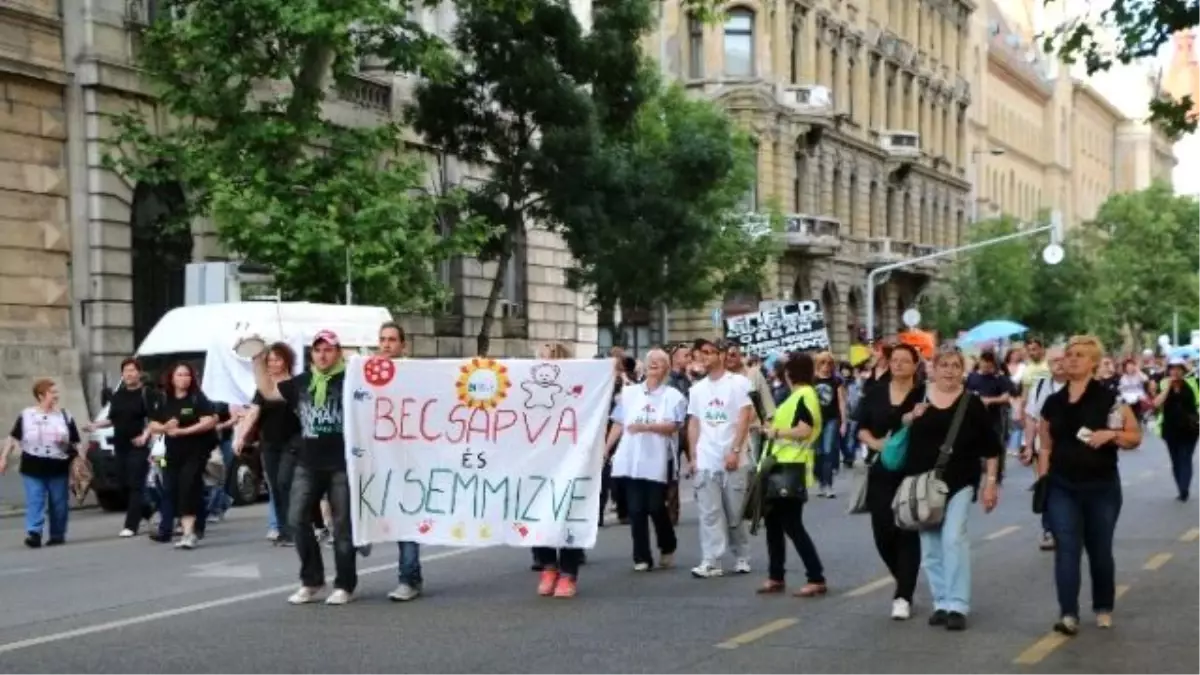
[{"x1": 253, "y1": 329, "x2": 356, "y2": 606}]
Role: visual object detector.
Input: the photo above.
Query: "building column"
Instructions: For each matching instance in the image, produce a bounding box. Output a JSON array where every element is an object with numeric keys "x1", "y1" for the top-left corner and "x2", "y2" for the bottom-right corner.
[
  {"x1": 773, "y1": 2, "x2": 788, "y2": 81},
  {"x1": 819, "y1": 151, "x2": 834, "y2": 216},
  {"x1": 777, "y1": 136, "x2": 796, "y2": 209},
  {"x1": 801, "y1": 14, "x2": 817, "y2": 83},
  {"x1": 908, "y1": 75, "x2": 919, "y2": 131},
  {"x1": 932, "y1": 101, "x2": 943, "y2": 158}
]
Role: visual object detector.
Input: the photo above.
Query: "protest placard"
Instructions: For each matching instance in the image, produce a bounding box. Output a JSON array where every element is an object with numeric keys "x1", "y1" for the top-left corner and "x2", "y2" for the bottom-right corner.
[
  {"x1": 723, "y1": 299, "x2": 831, "y2": 357},
  {"x1": 343, "y1": 356, "x2": 614, "y2": 549}
]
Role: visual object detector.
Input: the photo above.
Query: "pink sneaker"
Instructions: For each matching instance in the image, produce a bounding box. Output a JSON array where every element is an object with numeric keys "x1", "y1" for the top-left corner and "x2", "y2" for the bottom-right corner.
[
  {"x1": 553, "y1": 575, "x2": 577, "y2": 598},
  {"x1": 537, "y1": 569, "x2": 558, "y2": 596}
]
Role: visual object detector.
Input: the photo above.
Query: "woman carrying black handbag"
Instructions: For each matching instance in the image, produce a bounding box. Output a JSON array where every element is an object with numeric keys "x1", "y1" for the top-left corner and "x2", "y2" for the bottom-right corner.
[{"x1": 754, "y1": 353, "x2": 827, "y2": 597}]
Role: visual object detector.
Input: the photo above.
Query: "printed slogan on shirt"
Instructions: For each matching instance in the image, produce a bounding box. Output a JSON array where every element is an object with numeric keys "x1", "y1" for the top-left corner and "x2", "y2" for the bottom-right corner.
[{"x1": 343, "y1": 356, "x2": 614, "y2": 549}]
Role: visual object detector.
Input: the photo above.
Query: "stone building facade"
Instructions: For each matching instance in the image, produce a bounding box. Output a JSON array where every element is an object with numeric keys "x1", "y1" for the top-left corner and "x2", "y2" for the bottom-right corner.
[{"x1": 646, "y1": 0, "x2": 976, "y2": 355}]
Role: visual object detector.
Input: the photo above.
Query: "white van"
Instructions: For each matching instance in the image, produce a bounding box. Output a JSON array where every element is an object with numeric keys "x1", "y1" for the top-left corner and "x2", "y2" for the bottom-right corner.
[{"x1": 88, "y1": 302, "x2": 393, "y2": 512}]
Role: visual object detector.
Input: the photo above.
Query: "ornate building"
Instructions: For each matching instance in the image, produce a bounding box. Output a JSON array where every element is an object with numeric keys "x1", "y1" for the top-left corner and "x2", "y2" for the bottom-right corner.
[
  {"x1": 642, "y1": 0, "x2": 976, "y2": 353},
  {"x1": 0, "y1": 0, "x2": 600, "y2": 422}
]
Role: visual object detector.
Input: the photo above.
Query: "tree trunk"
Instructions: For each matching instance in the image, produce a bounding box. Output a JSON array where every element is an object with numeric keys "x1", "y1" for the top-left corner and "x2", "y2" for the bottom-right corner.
[{"x1": 477, "y1": 230, "x2": 514, "y2": 357}]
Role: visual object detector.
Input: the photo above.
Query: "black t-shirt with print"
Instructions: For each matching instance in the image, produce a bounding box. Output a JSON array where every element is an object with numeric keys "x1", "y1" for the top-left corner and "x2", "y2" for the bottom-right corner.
[
  {"x1": 154, "y1": 392, "x2": 218, "y2": 459},
  {"x1": 279, "y1": 372, "x2": 346, "y2": 470},
  {"x1": 253, "y1": 388, "x2": 302, "y2": 446},
  {"x1": 1042, "y1": 380, "x2": 1122, "y2": 483},
  {"x1": 108, "y1": 385, "x2": 157, "y2": 443},
  {"x1": 814, "y1": 376, "x2": 841, "y2": 424},
  {"x1": 905, "y1": 391, "x2": 1002, "y2": 498},
  {"x1": 1161, "y1": 380, "x2": 1200, "y2": 444},
  {"x1": 10, "y1": 412, "x2": 81, "y2": 477}
]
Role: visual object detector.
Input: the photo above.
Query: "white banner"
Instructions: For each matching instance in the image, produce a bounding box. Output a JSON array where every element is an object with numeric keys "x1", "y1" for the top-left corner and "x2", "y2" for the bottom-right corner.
[{"x1": 344, "y1": 356, "x2": 614, "y2": 549}]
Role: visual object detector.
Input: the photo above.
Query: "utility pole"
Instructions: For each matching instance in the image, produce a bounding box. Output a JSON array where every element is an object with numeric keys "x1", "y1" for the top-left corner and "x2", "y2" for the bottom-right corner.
[
  {"x1": 866, "y1": 213, "x2": 1064, "y2": 341},
  {"x1": 344, "y1": 246, "x2": 353, "y2": 305}
]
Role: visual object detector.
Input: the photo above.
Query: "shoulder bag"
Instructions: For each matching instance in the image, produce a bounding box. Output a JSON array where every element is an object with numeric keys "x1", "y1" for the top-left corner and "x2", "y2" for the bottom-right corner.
[
  {"x1": 892, "y1": 391, "x2": 972, "y2": 531},
  {"x1": 879, "y1": 387, "x2": 927, "y2": 471}
]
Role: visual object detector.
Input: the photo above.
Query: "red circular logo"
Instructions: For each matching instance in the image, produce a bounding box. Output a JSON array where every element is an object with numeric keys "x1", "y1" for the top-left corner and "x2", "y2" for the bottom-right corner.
[{"x1": 362, "y1": 356, "x2": 396, "y2": 387}]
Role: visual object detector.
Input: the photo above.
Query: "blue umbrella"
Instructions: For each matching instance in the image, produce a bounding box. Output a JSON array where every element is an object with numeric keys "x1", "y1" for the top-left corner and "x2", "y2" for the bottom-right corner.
[
  {"x1": 1169, "y1": 345, "x2": 1199, "y2": 360},
  {"x1": 959, "y1": 319, "x2": 1028, "y2": 345}
]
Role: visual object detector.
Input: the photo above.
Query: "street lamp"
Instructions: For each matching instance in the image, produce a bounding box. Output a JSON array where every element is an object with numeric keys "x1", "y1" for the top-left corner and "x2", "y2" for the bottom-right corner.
[{"x1": 968, "y1": 147, "x2": 1005, "y2": 222}]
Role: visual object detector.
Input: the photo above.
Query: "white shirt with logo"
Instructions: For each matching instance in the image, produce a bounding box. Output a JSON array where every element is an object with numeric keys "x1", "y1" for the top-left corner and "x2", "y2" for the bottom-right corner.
[
  {"x1": 610, "y1": 383, "x2": 687, "y2": 483},
  {"x1": 687, "y1": 372, "x2": 753, "y2": 472}
]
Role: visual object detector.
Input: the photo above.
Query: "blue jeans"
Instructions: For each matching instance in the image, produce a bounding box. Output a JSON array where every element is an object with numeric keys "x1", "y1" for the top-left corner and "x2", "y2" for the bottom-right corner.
[
  {"x1": 816, "y1": 420, "x2": 840, "y2": 488},
  {"x1": 397, "y1": 541, "x2": 422, "y2": 588},
  {"x1": 267, "y1": 487, "x2": 279, "y2": 531},
  {"x1": 841, "y1": 421, "x2": 859, "y2": 465},
  {"x1": 1046, "y1": 475, "x2": 1121, "y2": 617},
  {"x1": 919, "y1": 487, "x2": 974, "y2": 614},
  {"x1": 23, "y1": 474, "x2": 69, "y2": 541},
  {"x1": 1166, "y1": 438, "x2": 1196, "y2": 499}
]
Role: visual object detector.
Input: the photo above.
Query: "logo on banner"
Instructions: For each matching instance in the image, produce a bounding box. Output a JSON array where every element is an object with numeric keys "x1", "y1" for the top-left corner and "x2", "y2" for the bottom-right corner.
[
  {"x1": 455, "y1": 358, "x2": 511, "y2": 410},
  {"x1": 363, "y1": 357, "x2": 396, "y2": 387}
]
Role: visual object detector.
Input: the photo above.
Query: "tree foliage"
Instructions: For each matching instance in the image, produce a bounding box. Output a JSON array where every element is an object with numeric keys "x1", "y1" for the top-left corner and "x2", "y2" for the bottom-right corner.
[
  {"x1": 922, "y1": 184, "x2": 1200, "y2": 351},
  {"x1": 106, "y1": 0, "x2": 488, "y2": 309},
  {"x1": 1041, "y1": 0, "x2": 1197, "y2": 137}
]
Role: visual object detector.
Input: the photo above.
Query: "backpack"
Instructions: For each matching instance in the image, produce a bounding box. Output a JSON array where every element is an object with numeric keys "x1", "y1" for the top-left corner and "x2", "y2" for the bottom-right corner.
[{"x1": 892, "y1": 391, "x2": 972, "y2": 531}]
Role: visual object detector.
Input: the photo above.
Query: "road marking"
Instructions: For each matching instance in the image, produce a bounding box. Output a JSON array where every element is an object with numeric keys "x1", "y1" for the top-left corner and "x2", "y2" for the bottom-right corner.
[
  {"x1": 188, "y1": 560, "x2": 262, "y2": 580},
  {"x1": 0, "y1": 567, "x2": 41, "y2": 578},
  {"x1": 1180, "y1": 528, "x2": 1199, "y2": 543},
  {"x1": 843, "y1": 576, "x2": 893, "y2": 597},
  {"x1": 714, "y1": 618, "x2": 798, "y2": 649},
  {"x1": 984, "y1": 525, "x2": 1022, "y2": 541},
  {"x1": 1013, "y1": 585, "x2": 1130, "y2": 666},
  {"x1": 0, "y1": 547, "x2": 479, "y2": 656},
  {"x1": 1143, "y1": 552, "x2": 1173, "y2": 571}
]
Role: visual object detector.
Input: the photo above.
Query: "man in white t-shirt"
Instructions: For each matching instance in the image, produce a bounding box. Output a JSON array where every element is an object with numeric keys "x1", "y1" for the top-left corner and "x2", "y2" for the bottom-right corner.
[
  {"x1": 686, "y1": 338, "x2": 755, "y2": 578},
  {"x1": 1021, "y1": 345, "x2": 1065, "y2": 552}
]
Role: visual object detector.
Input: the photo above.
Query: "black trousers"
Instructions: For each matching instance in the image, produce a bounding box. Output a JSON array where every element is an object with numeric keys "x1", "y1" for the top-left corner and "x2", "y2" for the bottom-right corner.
[
  {"x1": 114, "y1": 438, "x2": 150, "y2": 532},
  {"x1": 260, "y1": 442, "x2": 296, "y2": 539},
  {"x1": 532, "y1": 547, "x2": 583, "y2": 577},
  {"x1": 867, "y1": 467, "x2": 920, "y2": 601},
  {"x1": 290, "y1": 464, "x2": 356, "y2": 592},
  {"x1": 599, "y1": 460, "x2": 628, "y2": 522},
  {"x1": 624, "y1": 478, "x2": 677, "y2": 565},
  {"x1": 764, "y1": 498, "x2": 825, "y2": 583}
]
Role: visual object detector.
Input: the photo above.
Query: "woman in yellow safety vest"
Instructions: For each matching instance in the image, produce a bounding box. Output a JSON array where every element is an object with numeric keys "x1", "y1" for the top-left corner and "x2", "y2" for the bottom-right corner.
[{"x1": 756, "y1": 352, "x2": 828, "y2": 597}]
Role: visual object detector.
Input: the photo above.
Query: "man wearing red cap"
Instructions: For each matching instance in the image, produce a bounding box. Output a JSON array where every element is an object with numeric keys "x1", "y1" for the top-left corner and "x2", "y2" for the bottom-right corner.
[{"x1": 253, "y1": 329, "x2": 357, "y2": 606}]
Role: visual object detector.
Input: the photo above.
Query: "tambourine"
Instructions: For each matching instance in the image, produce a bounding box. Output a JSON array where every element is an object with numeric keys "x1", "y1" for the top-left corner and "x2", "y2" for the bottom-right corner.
[{"x1": 233, "y1": 336, "x2": 268, "y2": 359}]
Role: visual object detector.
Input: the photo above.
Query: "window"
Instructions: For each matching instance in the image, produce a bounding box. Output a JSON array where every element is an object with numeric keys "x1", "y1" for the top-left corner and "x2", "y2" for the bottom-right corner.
[
  {"x1": 790, "y1": 22, "x2": 800, "y2": 83},
  {"x1": 847, "y1": 57, "x2": 856, "y2": 120},
  {"x1": 885, "y1": 71, "x2": 895, "y2": 128},
  {"x1": 848, "y1": 173, "x2": 858, "y2": 232},
  {"x1": 744, "y1": 141, "x2": 759, "y2": 211},
  {"x1": 723, "y1": 9, "x2": 755, "y2": 77},
  {"x1": 795, "y1": 152, "x2": 808, "y2": 212},
  {"x1": 830, "y1": 47, "x2": 839, "y2": 97},
  {"x1": 832, "y1": 167, "x2": 842, "y2": 219},
  {"x1": 688, "y1": 15, "x2": 704, "y2": 78}
]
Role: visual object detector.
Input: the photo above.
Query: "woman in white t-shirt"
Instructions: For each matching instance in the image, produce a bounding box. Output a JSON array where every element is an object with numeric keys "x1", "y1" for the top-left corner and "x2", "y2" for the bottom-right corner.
[
  {"x1": 1117, "y1": 359, "x2": 1148, "y2": 415},
  {"x1": 606, "y1": 349, "x2": 687, "y2": 571}
]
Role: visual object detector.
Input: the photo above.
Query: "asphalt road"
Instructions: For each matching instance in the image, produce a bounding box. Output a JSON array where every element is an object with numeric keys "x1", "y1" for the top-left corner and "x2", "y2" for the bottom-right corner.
[{"x1": 0, "y1": 435, "x2": 1194, "y2": 674}]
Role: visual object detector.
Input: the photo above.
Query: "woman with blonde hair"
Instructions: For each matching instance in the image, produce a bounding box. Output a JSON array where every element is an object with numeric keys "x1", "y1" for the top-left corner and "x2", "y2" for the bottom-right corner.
[
  {"x1": 533, "y1": 342, "x2": 586, "y2": 597},
  {"x1": 1037, "y1": 335, "x2": 1141, "y2": 635},
  {"x1": 903, "y1": 346, "x2": 1002, "y2": 631},
  {"x1": 606, "y1": 348, "x2": 685, "y2": 570},
  {"x1": 812, "y1": 351, "x2": 848, "y2": 497}
]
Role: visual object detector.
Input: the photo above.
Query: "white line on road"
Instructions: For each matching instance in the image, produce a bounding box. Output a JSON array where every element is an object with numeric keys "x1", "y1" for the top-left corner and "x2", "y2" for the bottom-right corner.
[
  {"x1": 0, "y1": 567, "x2": 41, "y2": 578},
  {"x1": 984, "y1": 525, "x2": 1022, "y2": 541},
  {"x1": 0, "y1": 547, "x2": 480, "y2": 656}
]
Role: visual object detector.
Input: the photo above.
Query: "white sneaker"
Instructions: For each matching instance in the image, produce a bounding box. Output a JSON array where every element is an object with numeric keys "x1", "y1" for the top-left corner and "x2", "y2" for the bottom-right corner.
[
  {"x1": 287, "y1": 586, "x2": 323, "y2": 605},
  {"x1": 734, "y1": 558, "x2": 752, "y2": 574},
  {"x1": 266, "y1": 529, "x2": 280, "y2": 542},
  {"x1": 387, "y1": 583, "x2": 421, "y2": 602},
  {"x1": 325, "y1": 589, "x2": 354, "y2": 606},
  {"x1": 633, "y1": 562, "x2": 651, "y2": 572},
  {"x1": 119, "y1": 528, "x2": 135, "y2": 538},
  {"x1": 690, "y1": 562, "x2": 724, "y2": 578},
  {"x1": 658, "y1": 553, "x2": 674, "y2": 569},
  {"x1": 891, "y1": 598, "x2": 912, "y2": 620},
  {"x1": 817, "y1": 487, "x2": 828, "y2": 498},
  {"x1": 174, "y1": 534, "x2": 198, "y2": 549}
]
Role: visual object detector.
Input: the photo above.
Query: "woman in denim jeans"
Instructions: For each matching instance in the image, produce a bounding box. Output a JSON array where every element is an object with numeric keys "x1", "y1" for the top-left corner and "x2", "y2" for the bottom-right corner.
[
  {"x1": 812, "y1": 353, "x2": 847, "y2": 497},
  {"x1": 903, "y1": 347, "x2": 1002, "y2": 631},
  {"x1": 1037, "y1": 335, "x2": 1141, "y2": 635}
]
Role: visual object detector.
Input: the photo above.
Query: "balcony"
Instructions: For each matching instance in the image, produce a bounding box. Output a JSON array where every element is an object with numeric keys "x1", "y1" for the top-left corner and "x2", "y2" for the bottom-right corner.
[
  {"x1": 864, "y1": 237, "x2": 913, "y2": 267},
  {"x1": 335, "y1": 74, "x2": 393, "y2": 113},
  {"x1": 878, "y1": 131, "x2": 921, "y2": 160},
  {"x1": 777, "y1": 84, "x2": 834, "y2": 118},
  {"x1": 780, "y1": 214, "x2": 841, "y2": 255}
]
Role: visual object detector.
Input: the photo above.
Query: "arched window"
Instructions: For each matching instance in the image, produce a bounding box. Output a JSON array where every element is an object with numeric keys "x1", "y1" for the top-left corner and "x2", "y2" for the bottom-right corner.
[
  {"x1": 723, "y1": 8, "x2": 755, "y2": 77},
  {"x1": 130, "y1": 177, "x2": 191, "y2": 346},
  {"x1": 688, "y1": 14, "x2": 704, "y2": 78}
]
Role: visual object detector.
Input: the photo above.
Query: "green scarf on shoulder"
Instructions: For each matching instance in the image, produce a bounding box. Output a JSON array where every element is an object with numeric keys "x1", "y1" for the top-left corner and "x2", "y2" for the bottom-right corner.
[{"x1": 309, "y1": 360, "x2": 346, "y2": 407}]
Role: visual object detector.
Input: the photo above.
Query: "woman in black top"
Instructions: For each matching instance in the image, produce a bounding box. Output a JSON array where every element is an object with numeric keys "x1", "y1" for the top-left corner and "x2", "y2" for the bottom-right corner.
[
  {"x1": 813, "y1": 352, "x2": 847, "y2": 496},
  {"x1": 1039, "y1": 335, "x2": 1141, "y2": 635},
  {"x1": 1154, "y1": 358, "x2": 1199, "y2": 502},
  {"x1": 86, "y1": 357, "x2": 157, "y2": 537},
  {"x1": 237, "y1": 342, "x2": 301, "y2": 545},
  {"x1": 148, "y1": 362, "x2": 218, "y2": 549},
  {"x1": 904, "y1": 347, "x2": 1001, "y2": 631},
  {"x1": 857, "y1": 344, "x2": 924, "y2": 620}
]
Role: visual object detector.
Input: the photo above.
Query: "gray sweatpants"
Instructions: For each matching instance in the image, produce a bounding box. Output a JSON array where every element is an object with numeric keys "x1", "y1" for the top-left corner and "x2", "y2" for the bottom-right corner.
[{"x1": 694, "y1": 467, "x2": 751, "y2": 565}]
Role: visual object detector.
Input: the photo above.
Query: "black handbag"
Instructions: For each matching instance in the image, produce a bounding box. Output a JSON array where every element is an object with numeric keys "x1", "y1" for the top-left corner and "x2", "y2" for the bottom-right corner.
[
  {"x1": 1032, "y1": 474, "x2": 1048, "y2": 514},
  {"x1": 765, "y1": 460, "x2": 808, "y2": 502}
]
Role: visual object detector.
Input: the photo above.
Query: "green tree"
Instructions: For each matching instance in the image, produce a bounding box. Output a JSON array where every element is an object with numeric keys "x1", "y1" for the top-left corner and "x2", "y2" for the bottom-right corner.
[
  {"x1": 1087, "y1": 182, "x2": 1200, "y2": 350},
  {"x1": 939, "y1": 216, "x2": 1039, "y2": 329},
  {"x1": 406, "y1": 0, "x2": 598, "y2": 355},
  {"x1": 106, "y1": 0, "x2": 487, "y2": 309},
  {"x1": 1041, "y1": 0, "x2": 1197, "y2": 137}
]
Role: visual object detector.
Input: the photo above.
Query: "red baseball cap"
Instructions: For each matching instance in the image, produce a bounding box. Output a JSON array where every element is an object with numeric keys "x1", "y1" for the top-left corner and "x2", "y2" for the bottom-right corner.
[{"x1": 312, "y1": 330, "x2": 341, "y2": 347}]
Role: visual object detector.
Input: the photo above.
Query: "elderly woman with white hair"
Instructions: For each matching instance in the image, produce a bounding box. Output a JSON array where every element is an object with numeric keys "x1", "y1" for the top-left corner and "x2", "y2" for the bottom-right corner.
[{"x1": 605, "y1": 348, "x2": 686, "y2": 570}]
